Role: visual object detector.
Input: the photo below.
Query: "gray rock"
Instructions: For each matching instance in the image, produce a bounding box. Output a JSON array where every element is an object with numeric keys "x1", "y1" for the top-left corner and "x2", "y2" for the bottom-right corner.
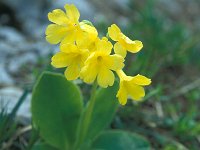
[
  {"x1": 0, "y1": 64, "x2": 13, "y2": 86},
  {"x1": 2, "y1": 0, "x2": 49, "y2": 38},
  {"x1": 0, "y1": 87, "x2": 31, "y2": 118},
  {"x1": 0, "y1": 42, "x2": 16, "y2": 62},
  {"x1": 0, "y1": 26, "x2": 25, "y2": 43},
  {"x1": 0, "y1": 26, "x2": 26, "y2": 61},
  {"x1": 7, "y1": 52, "x2": 37, "y2": 73}
]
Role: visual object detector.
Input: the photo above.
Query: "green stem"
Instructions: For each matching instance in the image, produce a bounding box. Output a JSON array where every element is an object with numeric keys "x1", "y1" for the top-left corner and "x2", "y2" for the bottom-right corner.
[
  {"x1": 87, "y1": 80, "x2": 98, "y2": 121},
  {"x1": 74, "y1": 81, "x2": 98, "y2": 149}
]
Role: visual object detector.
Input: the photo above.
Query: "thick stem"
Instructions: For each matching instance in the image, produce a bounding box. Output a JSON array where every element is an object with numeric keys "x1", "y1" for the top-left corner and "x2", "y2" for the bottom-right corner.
[
  {"x1": 83, "y1": 80, "x2": 98, "y2": 137},
  {"x1": 74, "y1": 81, "x2": 98, "y2": 150}
]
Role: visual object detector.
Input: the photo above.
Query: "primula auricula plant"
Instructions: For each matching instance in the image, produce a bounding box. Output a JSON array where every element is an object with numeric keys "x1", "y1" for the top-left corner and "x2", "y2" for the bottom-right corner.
[
  {"x1": 31, "y1": 4, "x2": 152, "y2": 150},
  {"x1": 46, "y1": 4, "x2": 151, "y2": 105}
]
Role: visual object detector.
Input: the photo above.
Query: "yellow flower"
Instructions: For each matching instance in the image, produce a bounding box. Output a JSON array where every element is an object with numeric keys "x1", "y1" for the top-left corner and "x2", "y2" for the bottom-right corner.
[
  {"x1": 51, "y1": 42, "x2": 89, "y2": 80},
  {"x1": 46, "y1": 4, "x2": 97, "y2": 45},
  {"x1": 84, "y1": 37, "x2": 108, "y2": 52},
  {"x1": 108, "y1": 24, "x2": 143, "y2": 57},
  {"x1": 116, "y1": 70, "x2": 151, "y2": 105},
  {"x1": 80, "y1": 38, "x2": 125, "y2": 88}
]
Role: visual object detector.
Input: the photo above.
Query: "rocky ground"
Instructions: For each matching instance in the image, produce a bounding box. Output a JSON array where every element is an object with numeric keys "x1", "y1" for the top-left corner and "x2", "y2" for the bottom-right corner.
[{"x1": 0, "y1": 0, "x2": 199, "y2": 121}]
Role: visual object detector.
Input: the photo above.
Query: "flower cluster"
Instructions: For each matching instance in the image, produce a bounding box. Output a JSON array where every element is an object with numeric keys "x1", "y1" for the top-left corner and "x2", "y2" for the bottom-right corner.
[{"x1": 46, "y1": 4, "x2": 151, "y2": 105}]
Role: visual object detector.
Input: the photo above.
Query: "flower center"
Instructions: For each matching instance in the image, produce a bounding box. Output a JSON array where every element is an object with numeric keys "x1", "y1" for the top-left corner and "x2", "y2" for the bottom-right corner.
[{"x1": 97, "y1": 56, "x2": 103, "y2": 61}]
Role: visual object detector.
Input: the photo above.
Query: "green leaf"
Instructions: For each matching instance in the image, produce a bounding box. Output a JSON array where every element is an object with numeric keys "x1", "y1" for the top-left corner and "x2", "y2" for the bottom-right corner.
[
  {"x1": 92, "y1": 130, "x2": 151, "y2": 150},
  {"x1": 31, "y1": 143, "x2": 58, "y2": 150},
  {"x1": 31, "y1": 72, "x2": 83, "y2": 150},
  {"x1": 76, "y1": 82, "x2": 119, "y2": 148}
]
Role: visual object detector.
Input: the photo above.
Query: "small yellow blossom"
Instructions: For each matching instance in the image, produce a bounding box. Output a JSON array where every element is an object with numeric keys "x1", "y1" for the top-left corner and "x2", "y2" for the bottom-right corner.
[
  {"x1": 116, "y1": 70, "x2": 151, "y2": 105},
  {"x1": 83, "y1": 37, "x2": 108, "y2": 52},
  {"x1": 108, "y1": 24, "x2": 143, "y2": 57},
  {"x1": 46, "y1": 4, "x2": 97, "y2": 45},
  {"x1": 51, "y1": 42, "x2": 89, "y2": 80},
  {"x1": 80, "y1": 38, "x2": 125, "y2": 88}
]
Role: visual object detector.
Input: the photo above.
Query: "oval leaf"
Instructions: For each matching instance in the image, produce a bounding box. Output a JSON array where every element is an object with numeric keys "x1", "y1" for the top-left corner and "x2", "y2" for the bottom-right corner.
[
  {"x1": 32, "y1": 72, "x2": 83, "y2": 149},
  {"x1": 92, "y1": 130, "x2": 151, "y2": 150}
]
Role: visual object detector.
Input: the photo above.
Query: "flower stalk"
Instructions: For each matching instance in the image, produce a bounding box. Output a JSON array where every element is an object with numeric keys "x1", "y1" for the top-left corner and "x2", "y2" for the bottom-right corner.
[{"x1": 74, "y1": 81, "x2": 98, "y2": 149}]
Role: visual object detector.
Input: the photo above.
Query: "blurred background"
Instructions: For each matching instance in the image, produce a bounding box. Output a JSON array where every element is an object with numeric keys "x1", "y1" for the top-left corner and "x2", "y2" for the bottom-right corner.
[{"x1": 0, "y1": 0, "x2": 200, "y2": 149}]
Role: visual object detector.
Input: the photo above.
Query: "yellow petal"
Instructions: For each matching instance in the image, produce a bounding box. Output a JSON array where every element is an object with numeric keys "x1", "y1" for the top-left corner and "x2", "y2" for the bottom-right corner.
[
  {"x1": 60, "y1": 30, "x2": 76, "y2": 45},
  {"x1": 60, "y1": 43, "x2": 78, "y2": 53},
  {"x1": 131, "y1": 74, "x2": 151, "y2": 86},
  {"x1": 79, "y1": 50, "x2": 89, "y2": 67},
  {"x1": 84, "y1": 52, "x2": 95, "y2": 65},
  {"x1": 80, "y1": 22, "x2": 98, "y2": 42},
  {"x1": 64, "y1": 63, "x2": 80, "y2": 80},
  {"x1": 108, "y1": 24, "x2": 121, "y2": 41},
  {"x1": 64, "y1": 4, "x2": 80, "y2": 23},
  {"x1": 51, "y1": 52, "x2": 72, "y2": 68},
  {"x1": 114, "y1": 42, "x2": 127, "y2": 58},
  {"x1": 117, "y1": 84, "x2": 128, "y2": 105},
  {"x1": 80, "y1": 64, "x2": 98, "y2": 84},
  {"x1": 127, "y1": 84, "x2": 145, "y2": 100},
  {"x1": 120, "y1": 38, "x2": 143, "y2": 53},
  {"x1": 75, "y1": 29, "x2": 94, "y2": 48},
  {"x1": 104, "y1": 54, "x2": 124, "y2": 71},
  {"x1": 76, "y1": 36, "x2": 90, "y2": 48},
  {"x1": 46, "y1": 24, "x2": 68, "y2": 44},
  {"x1": 96, "y1": 39, "x2": 113, "y2": 55},
  {"x1": 87, "y1": 41, "x2": 97, "y2": 52},
  {"x1": 97, "y1": 67, "x2": 114, "y2": 88},
  {"x1": 48, "y1": 9, "x2": 69, "y2": 25}
]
